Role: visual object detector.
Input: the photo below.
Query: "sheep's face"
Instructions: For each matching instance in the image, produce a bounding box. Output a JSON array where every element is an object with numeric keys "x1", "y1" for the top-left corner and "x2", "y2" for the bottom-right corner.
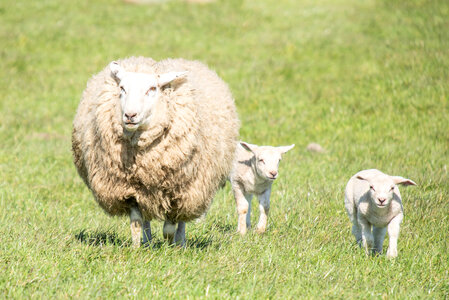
[
  {"x1": 240, "y1": 142, "x2": 294, "y2": 181},
  {"x1": 357, "y1": 173, "x2": 417, "y2": 208},
  {"x1": 109, "y1": 61, "x2": 187, "y2": 132}
]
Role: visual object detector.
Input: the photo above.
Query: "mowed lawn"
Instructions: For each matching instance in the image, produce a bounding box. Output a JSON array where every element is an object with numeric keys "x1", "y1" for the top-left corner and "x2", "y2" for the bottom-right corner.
[{"x1": 1, "y1": 0, "x2": 448, "y2": 298}]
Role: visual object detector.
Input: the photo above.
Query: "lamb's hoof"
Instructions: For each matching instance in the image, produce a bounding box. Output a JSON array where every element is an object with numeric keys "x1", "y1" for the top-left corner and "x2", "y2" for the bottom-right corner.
[
  {"x1": 237, "y1": 229, "x2": 247, "y2": 235},
  {"x1": 255, "y1": 227, "x2": 266, "y2": 234},
  {"x1": 386, "y1": 249, "x2": 398, "y2": 259}
]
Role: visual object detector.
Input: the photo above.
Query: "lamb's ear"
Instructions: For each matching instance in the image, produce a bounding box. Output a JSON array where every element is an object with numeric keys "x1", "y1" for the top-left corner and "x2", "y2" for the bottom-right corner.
[
  {"x1": 158, "y1": 71, "x2": 188, "y2": 88},
  {"x1": 240, "y1": 142, "x2": 257, "y2": 154},
  {"x1": 109, "y1": 61, "x2": 125, "y2": 83},
  {"x1": 278, "y1": 144, "x2": 295, "y2": 155},
  {"x1": 356, "y1": 175, "x2": 371, "y2": 182},
  {"x1": 391, "y1": 176, "x2": 417, "y2": 187}
]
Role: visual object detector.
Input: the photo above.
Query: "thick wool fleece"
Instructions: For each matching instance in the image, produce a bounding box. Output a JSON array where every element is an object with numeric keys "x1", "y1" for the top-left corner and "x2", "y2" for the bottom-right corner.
[{"x1": 72, "y1": 57, "x2": 240, "y2": 222}]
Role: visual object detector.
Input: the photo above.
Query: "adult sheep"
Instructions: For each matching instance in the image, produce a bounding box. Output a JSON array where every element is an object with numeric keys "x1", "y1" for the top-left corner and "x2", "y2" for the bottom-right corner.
[{"x1": 72, "y1": 57, "x2": 239, "y2": 247}]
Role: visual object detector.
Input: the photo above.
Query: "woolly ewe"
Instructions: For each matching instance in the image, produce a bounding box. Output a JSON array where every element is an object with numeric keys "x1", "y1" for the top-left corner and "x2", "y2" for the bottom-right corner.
[
  {"x1": 72, "y1": 57, "x2": 239, "y2": 247},
  {"x1": 230, "y1": 142, "x2": 294, "y2": 235},
  {"x1": 344, "y1": 169, "x2": 416, "y2": 258}
]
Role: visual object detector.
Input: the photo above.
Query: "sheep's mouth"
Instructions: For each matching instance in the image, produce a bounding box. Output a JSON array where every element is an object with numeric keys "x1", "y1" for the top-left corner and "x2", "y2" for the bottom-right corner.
[
  {"x1": 267, "y1": 176, "x2": 277, "y2": 180},
  {"x1": 124, "y1": 122, "x2": 139, "y2": 131}
]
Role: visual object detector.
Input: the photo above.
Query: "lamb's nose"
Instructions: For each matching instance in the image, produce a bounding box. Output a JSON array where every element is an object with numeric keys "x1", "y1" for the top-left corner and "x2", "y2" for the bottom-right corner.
[
  {"x1": 378, "y1": 198, "x2": 386, "y2": 204},
  {"x1": 125, "y1": 112, "x2": 137, "y2": 120},
  {"x1": 270, "y1": 171, "x2": 278, "y2": 177}
]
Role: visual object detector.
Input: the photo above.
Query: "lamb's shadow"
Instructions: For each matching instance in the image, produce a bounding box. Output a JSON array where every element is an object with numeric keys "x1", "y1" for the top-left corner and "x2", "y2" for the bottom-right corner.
[{"x1": 75, "y1": 229, "x2": 130, "y2": 247}]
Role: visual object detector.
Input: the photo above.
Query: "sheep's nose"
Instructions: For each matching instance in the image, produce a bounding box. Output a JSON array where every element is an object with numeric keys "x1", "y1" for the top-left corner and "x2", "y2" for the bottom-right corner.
[
  {"x1": 125, "y1": 112, "x2": 137, "y2": 120},
  {"x1": 378, "y1": 198, "x2": 386, "y2": 204},
  {"x1": 270, "y1": 171, "x2": 278, "y2": 177}
]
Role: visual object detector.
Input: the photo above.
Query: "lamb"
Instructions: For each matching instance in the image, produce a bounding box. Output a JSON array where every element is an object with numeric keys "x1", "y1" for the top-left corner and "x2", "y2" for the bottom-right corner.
[
  {"x1": 230, "y1": 141, "x2": 294, "y2": 235},
  {"x1": 72, "y1": 56, "x2": 239, "y2": 247},
  {"x1": 344, "y1": 169, "x2": 416, "y2": 258}
]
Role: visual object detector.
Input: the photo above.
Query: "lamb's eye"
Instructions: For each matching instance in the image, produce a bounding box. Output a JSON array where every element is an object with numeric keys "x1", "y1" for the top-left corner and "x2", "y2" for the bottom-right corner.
[
  {"x1": 390, "y1": 186, "x2": 395, "y2": 191},
  {"x1": 146, "y1": 86, "x2": 157, "y2": 95},
  {"x1": 370, "y1": 185, "x2": 375, "y2": 191},
  {"x1": 120, "y1": 86, "x2": 126, "y2": 93}
]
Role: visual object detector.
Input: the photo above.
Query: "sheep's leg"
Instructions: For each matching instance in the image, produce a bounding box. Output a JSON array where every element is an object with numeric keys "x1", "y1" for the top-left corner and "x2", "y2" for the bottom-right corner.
[
  {"x1": 372, "y1": 226, "x2": 387, "y2": 255},
  {"x1": 174, "y1": 221, "x2": 186, "y2": 247},
  {"x1": 386, "y1": 213, "x2": 403, "y2": 259},
  {"x1": 142, "y1": 220, "x2": 152, "y2": 245},
  {"x1": 358, "y1": 216, "x2": 373, "y2": 255},
  {"x1": 233, "y1": 185, "x2": 252, "y2": 235},
  {"x1": 163, "y1": 220, "x2": 177, "y2": 244},
  {"x1": 130, "y1": 206, "x2": 143, "y2": 248},
  {"x1": 255, "y1": 188, "x2": 271, "y2": 234}
]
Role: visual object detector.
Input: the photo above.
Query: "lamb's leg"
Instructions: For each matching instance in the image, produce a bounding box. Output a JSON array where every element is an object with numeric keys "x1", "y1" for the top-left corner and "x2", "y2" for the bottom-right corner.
[
  {"x1": 352, "y1": 222, "x2": 362, "y2": 246},
  {"x1": 163, "y1": 220, "x2": 177, "y2": 244},
  {"x1": 386, "y1": 213, "x2": 403, "y2": 259},
  {"x1": 358, "y1": 216, "x2": 373, "y2": 255},
  {"x1": 233, "y1": 185, "x2": 252, "y2": 235},
  {"x1": 346, "y1": 203, "x2": 362, "y2": 246},
  {"x1": 246, "y1": 195, "x2": 252, "y2": 230},
  {"x1": 372, "y1": 226, "x2": 387, "y2": 255},
  {"x1": 130, "y1": 206, "x2": 143, "y2": 248},
  {"x1": 142, "y1": 220, "x2": 152, "y2": 245},
  {"x1": 255, "y1": 188, "x2": 271, "y2": 234},
  {"x1": 174, "y1": 221, "x2": 186, "y2": 247}
]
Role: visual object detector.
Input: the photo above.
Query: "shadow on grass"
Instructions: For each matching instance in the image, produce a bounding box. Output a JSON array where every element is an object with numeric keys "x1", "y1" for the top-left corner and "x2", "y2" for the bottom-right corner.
[
  {"x1": 75, "y1": 229, "x2": 215, "y2": 250},
  {"x1": 210, "y1": 222, "x2": 234, "y2": 234},
  {"x1": 143, "y1": 236, "x2": 215, "y2": 250},
  {"x1": 75, "y1": 229, "x2": 130, "y2": 247}
]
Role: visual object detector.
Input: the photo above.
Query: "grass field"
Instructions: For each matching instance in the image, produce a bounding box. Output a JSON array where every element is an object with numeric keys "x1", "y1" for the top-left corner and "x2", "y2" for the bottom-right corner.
[{"x1": 1, "y1": 0, "x2": 448, "y2": 297}]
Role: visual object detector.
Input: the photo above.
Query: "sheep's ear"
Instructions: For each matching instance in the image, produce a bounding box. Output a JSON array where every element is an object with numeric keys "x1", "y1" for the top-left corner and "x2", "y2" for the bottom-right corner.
[
  {"x1": 240, "y1": 142, "x2": 257, "y2": 154},
  {"x1": 158, "y1": 71, "x2": 188, "y2": 88},
  {"x1": 278, "y1": 144, "x2": 295, "y2": 155},
  {"x1": 391, "y1": 176, "x2": 417, "y2": 186},
  {"x1": 109, "y1": 61, "x2": 125, "y2": 83}
]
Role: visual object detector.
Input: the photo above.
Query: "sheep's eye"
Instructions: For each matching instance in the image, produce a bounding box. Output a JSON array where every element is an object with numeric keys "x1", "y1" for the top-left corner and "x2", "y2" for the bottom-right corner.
[
  {"x1": 370, "y1": 185, "x2": 375, "y2": 191},
  {"x1": 390, "y1": 186, "x2": 395, "y2": 191},
  {"x1": 146, "y1": 86, "x2": 157, "y2": 95},
  {"x1": 259, "y1": 159, "x2": 265, "y2": 164},
  {"x1": 120, "y1": 86, "x2": 126, "y2": 93}
]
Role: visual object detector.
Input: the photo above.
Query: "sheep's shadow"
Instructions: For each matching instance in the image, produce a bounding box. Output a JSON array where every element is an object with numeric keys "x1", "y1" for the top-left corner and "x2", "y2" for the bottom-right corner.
[
  {"x1": 74, "y1": 229, "x2": 215, "y2": 250},
  {"x1": 75, "y1": 229, "x2": 130, "y2": 247},
  {"x1": 144, "y1": 236, "x2": 214, "y2": 250},
  {"x1": 209, "y1": 222, "x2": 234, "y2": 234}
]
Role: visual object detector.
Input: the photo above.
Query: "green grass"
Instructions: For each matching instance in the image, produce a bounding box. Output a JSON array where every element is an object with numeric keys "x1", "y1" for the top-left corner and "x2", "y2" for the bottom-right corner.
[{"x1": 1, "y1": 0, "x2": 448, "y2": 297}]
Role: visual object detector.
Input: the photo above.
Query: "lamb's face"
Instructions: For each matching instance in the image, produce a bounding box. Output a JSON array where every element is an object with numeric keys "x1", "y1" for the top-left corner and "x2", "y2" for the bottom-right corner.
[
  {"x1": 366, "y1": 176, "x2": 396, "y2": 208},
  {"x1": 254, "y1": 147, "x2": 283, "y2": 180},
  {"x1": 240, "y1": 142, "x2": 295, "y2": 181},
  {"x1": 357, "y1": 170, "x2": 417, "y2": 208},
  {"x1": 109, "y1": 61, "x2": 187, "y2": 133}
]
